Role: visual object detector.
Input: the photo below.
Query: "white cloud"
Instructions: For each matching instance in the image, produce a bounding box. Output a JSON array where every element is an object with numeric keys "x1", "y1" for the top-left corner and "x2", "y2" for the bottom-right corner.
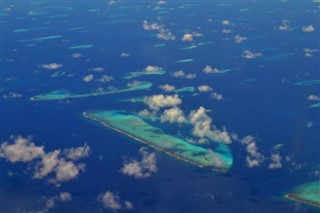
[
  {"x1": 198, "y1": 85, "x2": 213, "y2": 92},
  {"x1": 188, "y1": 107, "x2": 232, "y2": 144},
  {"x1": 182, "y1": 33, "x2": 193, "y2": 42},
  {"x1": 302, "y1": 25, "x2": 315, "y2": 32},
  {"x1": 64, "y1": 143, "x2": 90, "y2": 160},
  {"x1": 127, "y1": 80, "x2": 144, "y2": 88},
  {"x1": 120, "y1": 52, "x2": 130, "y2": 57},
  {"x1": 161, "y1": 107, "x2": 186, "y2": 123},
  {"x1": 156, "y1": 28, "x2": 176, "y2": 40},
  {"x1": 91, "y1": 67, "x2": 105, "y2": 72},
  {"x1": 269, "y1": 153, "x2": 282, "y2": 169},
  {"x1": 145, "y1": 65, "x2": 162, "y2": 72},
  {"x1": 142, "y1": 20, "x2": 175, "y2": 40},
  {"x1": 83, "y1": 74, "x2": 94, "y2": 82},
  {"x1": 0, "y1": 136, "x2": 44, "y2": 163},
  {"x1": 171, "y1": 70, "x2": 185, "y2": 77},
  {"x1": 304, "y1": 48, "x2": 319, "y2": 57},
  {"x1": 222, "y1": 20, "x2": 231, "y2": 25},
  {"x1": 99, "y1": 191, "x2": 133, "y2": 211},
  {"x1": 0, "y1": 136, "x2": 90, "y2": 185},
  {"x1": 144, "y1": 94, "x2": 182, "y2": 110},
  {"x1": 242, "y1": 50, "x2": 263, "y2": 59},
  {"x1": 120, "y1": 147, "x2": 157, "y2": 179},
  {"x1": 222, "y1": 29, "x2": 232, "y2": 34},
  {"x1": 276, "y1": 20, "x2": 292, "y2": 31},
  {"x1": 308, "y1": 94, "x2": 320, "y2": 101},
  {"x1": 234, "y1": 35, "x2": 247, "y2": 43},
  {"x1": 240, "y1": 136, "x2": 264, "y2": 168},
  {"x1": 172, "y1": 70, "x2": 196, "y2": 79},
  {"x1": 59, "y1": 192, "x2": 72, "y2": 202},
  {"x1": 40, "y1": 63, "x2": 62, "y2": 70},
  {"x1": 185, "y1": 73, "x2": 197, "y2": 79},
  {"x1": 159, "y1": 84, "x2": 176, "y2": 92},
  {"x1": 2, "y1": 92, "x2": 23, "y2": 99},
  {"x1": 45, "y1": 192, "x2": 72, "y2": 210},
  {"x1": 71, "y1": 53, "x2": 82, "y2": 58},
  {"x1": 210, "y1": 92, "x2": 223, "y2": 101},
  {"x1": 142, "y1": 20, "x2": 162, "y2": 30},
  {"x1": 97, "y1": 75, "x2": 114, "y2": 83}
]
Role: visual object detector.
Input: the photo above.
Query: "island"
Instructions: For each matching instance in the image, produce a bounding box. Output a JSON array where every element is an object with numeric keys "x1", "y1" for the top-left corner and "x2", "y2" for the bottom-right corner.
[
  {"x1": 285, "y1": 181, "x2": 320, "y2": 208},
  {"x1": 30, "y1": 82, "x2": 152, "y2": 101},
  {"x1": 83, "y1": 110, "x2": 233, "y2": 172}
]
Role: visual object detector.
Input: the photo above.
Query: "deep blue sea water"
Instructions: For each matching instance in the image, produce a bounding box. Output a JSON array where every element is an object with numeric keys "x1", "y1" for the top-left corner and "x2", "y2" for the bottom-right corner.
[{"x1": 1, "y1": 1, "x2": 320, "y2": 212}]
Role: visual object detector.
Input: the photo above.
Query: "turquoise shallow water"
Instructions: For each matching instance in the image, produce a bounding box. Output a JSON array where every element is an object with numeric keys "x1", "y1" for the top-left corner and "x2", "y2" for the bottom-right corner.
[{"x1": 84, "y1": 110, "x2": 233, "y2": 172}]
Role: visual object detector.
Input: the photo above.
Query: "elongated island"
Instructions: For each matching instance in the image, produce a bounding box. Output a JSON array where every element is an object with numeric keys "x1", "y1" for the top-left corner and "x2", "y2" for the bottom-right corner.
[
  {"x1": 83, "y1": 110, "x2": 233, "y2": 172},
  {"x1": 285, "y1": 181, "x2": 320, "y2": 208},
  {"x1": 30, "y1": 82, "x2": 152, "y2": 101}
]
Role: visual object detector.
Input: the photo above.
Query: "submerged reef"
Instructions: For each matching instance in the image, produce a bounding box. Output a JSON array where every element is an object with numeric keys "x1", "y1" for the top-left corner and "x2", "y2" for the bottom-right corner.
[
  {"x1": 30, "y1": 82, "x2": 152, "y2": 101},
  {"x1": 285, "y1": 181, "x2": 320, "y2": 208},
  {"x1": 83, "y1": 110, "x2": 233, "y2": 172}
]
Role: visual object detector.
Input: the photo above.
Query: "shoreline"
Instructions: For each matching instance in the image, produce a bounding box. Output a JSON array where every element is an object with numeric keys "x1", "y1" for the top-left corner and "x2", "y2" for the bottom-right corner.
[
  {"x1": 285, "y1": 194, "x2": 320, "y2": 208},
  {"x1": 83, "y1": 112, "x2": 229, "y2": 172}
]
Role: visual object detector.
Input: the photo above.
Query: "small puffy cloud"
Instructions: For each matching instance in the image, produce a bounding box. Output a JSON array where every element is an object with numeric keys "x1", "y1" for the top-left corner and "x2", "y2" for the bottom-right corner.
[
  {"x1": 161, "y1": 107, "x2": 186, "y2": 123},
  {"x1": 156, "y1": 28, "x2": 176, "y2": 40},
  {"x1": 159, "y1": 84, "x2": 176, "y2": 92},
  {"x1": 222, "y1": 29, "x2": 232, "y2": 34},
  {"x1": 120, "y1": 52, "x2": 130, "y2": 57},
  {"x1": 185, "y1": 73, "x2": 197, "y2": 79},
  {"x1": 210, "y1": 92, "x2": 223, "y2": 101},
  {"x1": 0, "y1": 136, "x2": 44, "y2": 163},
  {"x1": 304, "y1": 48, "x2": 319, "y2": 57},
  {"x1": 99, "y1": 191, "x2": 133, "y2": 211},
  {"x1": 91, "y1": 67, "x2": 105, "y2": 72},
  {"x1": 83, "y1": 74, "x2": 94, "y2": 82},
  {"x1": 182, "y1": 33, "x2": 193, "y2": 42},
  {"x1": 275, "y1": 20, "x2": 292, "y2": 31},
  {"x1": 240, "y1": 136, "x2": 264, "y2": 168},
  {"x1": 45, "y1": 192, "x2": 72, "y2": 210},
  {"x1": 269, "y1": 153, "x2": 282, "y2": 169},
  {"x1": 127, "y1": 80, "x2": 144, "y2": 88},
  {"x1": 64, "y1": 143, "x2": 90, "y2": 160},
  {"x1": 40, "y1": 63, "x2": 62, "y2": 70},
  {"x1": 302, "y1": 25, "x2": 315, "y2": 32},
  {"x1": 203, "y1": 65, "x2": 223, "y2": 74},
  {"x1": 308, "y1": 94, "x2": 320, "y2": 101},
  {"x1": 98, "y1": 75, "x2": 114, "y2": 83},
  {"x1": 120, "y1": 147, "x2": 157, "y2": 179},
  {"x1": 242, "y1": 50, "x2": 263, "y2": 59},
  {"x1": 59, "y1": 192, "x2": 72, "y2": 202},
  {"x1": 0, "y1": 136, "x2": 90, "y2": 185},
  {"x1": 172, "y1": 70, "x2": 196, "y2": 79},
  {"x1": 145, "y1": 65, "x2": 162, "y2": 72},
  {"x1": 188, "y1": 107, "x2": 232, "y2": 144},
  {"x1": 144, "y1": 94, "x2": 182, "y2": 110},
  {"x1": 234, "y1": 35, "x2": 247, "y2": 43},
  {"x1": 171, "y1": 70, "x2": 185, "y2": 77},
  {"x1": 198, "y1": 85, "x2": 213, "y2": 92},
  {"x1": 2, "y1": 92, "x2": 23, "y2": 99},
  {"x1": 142, "y1": 20, "x2": 176, "y2": 40},
  {"x1": 222, "y1": 20, "x2": 231, "y2": 25},
  {"x1": 142, "y1": 20, "x2": 162, "y2": 30},
  {"x1": 71, "y1": 53, "x2": 82, "y2": 58}
]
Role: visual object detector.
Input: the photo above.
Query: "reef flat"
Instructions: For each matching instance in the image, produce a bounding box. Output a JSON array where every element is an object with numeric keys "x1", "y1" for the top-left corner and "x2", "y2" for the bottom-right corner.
[
  {"x1": 123, "y1": 70, "x2": 166, "y2": 79},
  {"x1": 30, "y1": 82, "x2": 152, "y2": 101},
  {"x1": 285, "y1": 181, "x2": 320, "y2": 208},
  {"x1": 83, "y1": 110, "x2": 233, "y2": 172},
  {"x1": 294, "y1": 80, "x2": 320, "y2": 86}
]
